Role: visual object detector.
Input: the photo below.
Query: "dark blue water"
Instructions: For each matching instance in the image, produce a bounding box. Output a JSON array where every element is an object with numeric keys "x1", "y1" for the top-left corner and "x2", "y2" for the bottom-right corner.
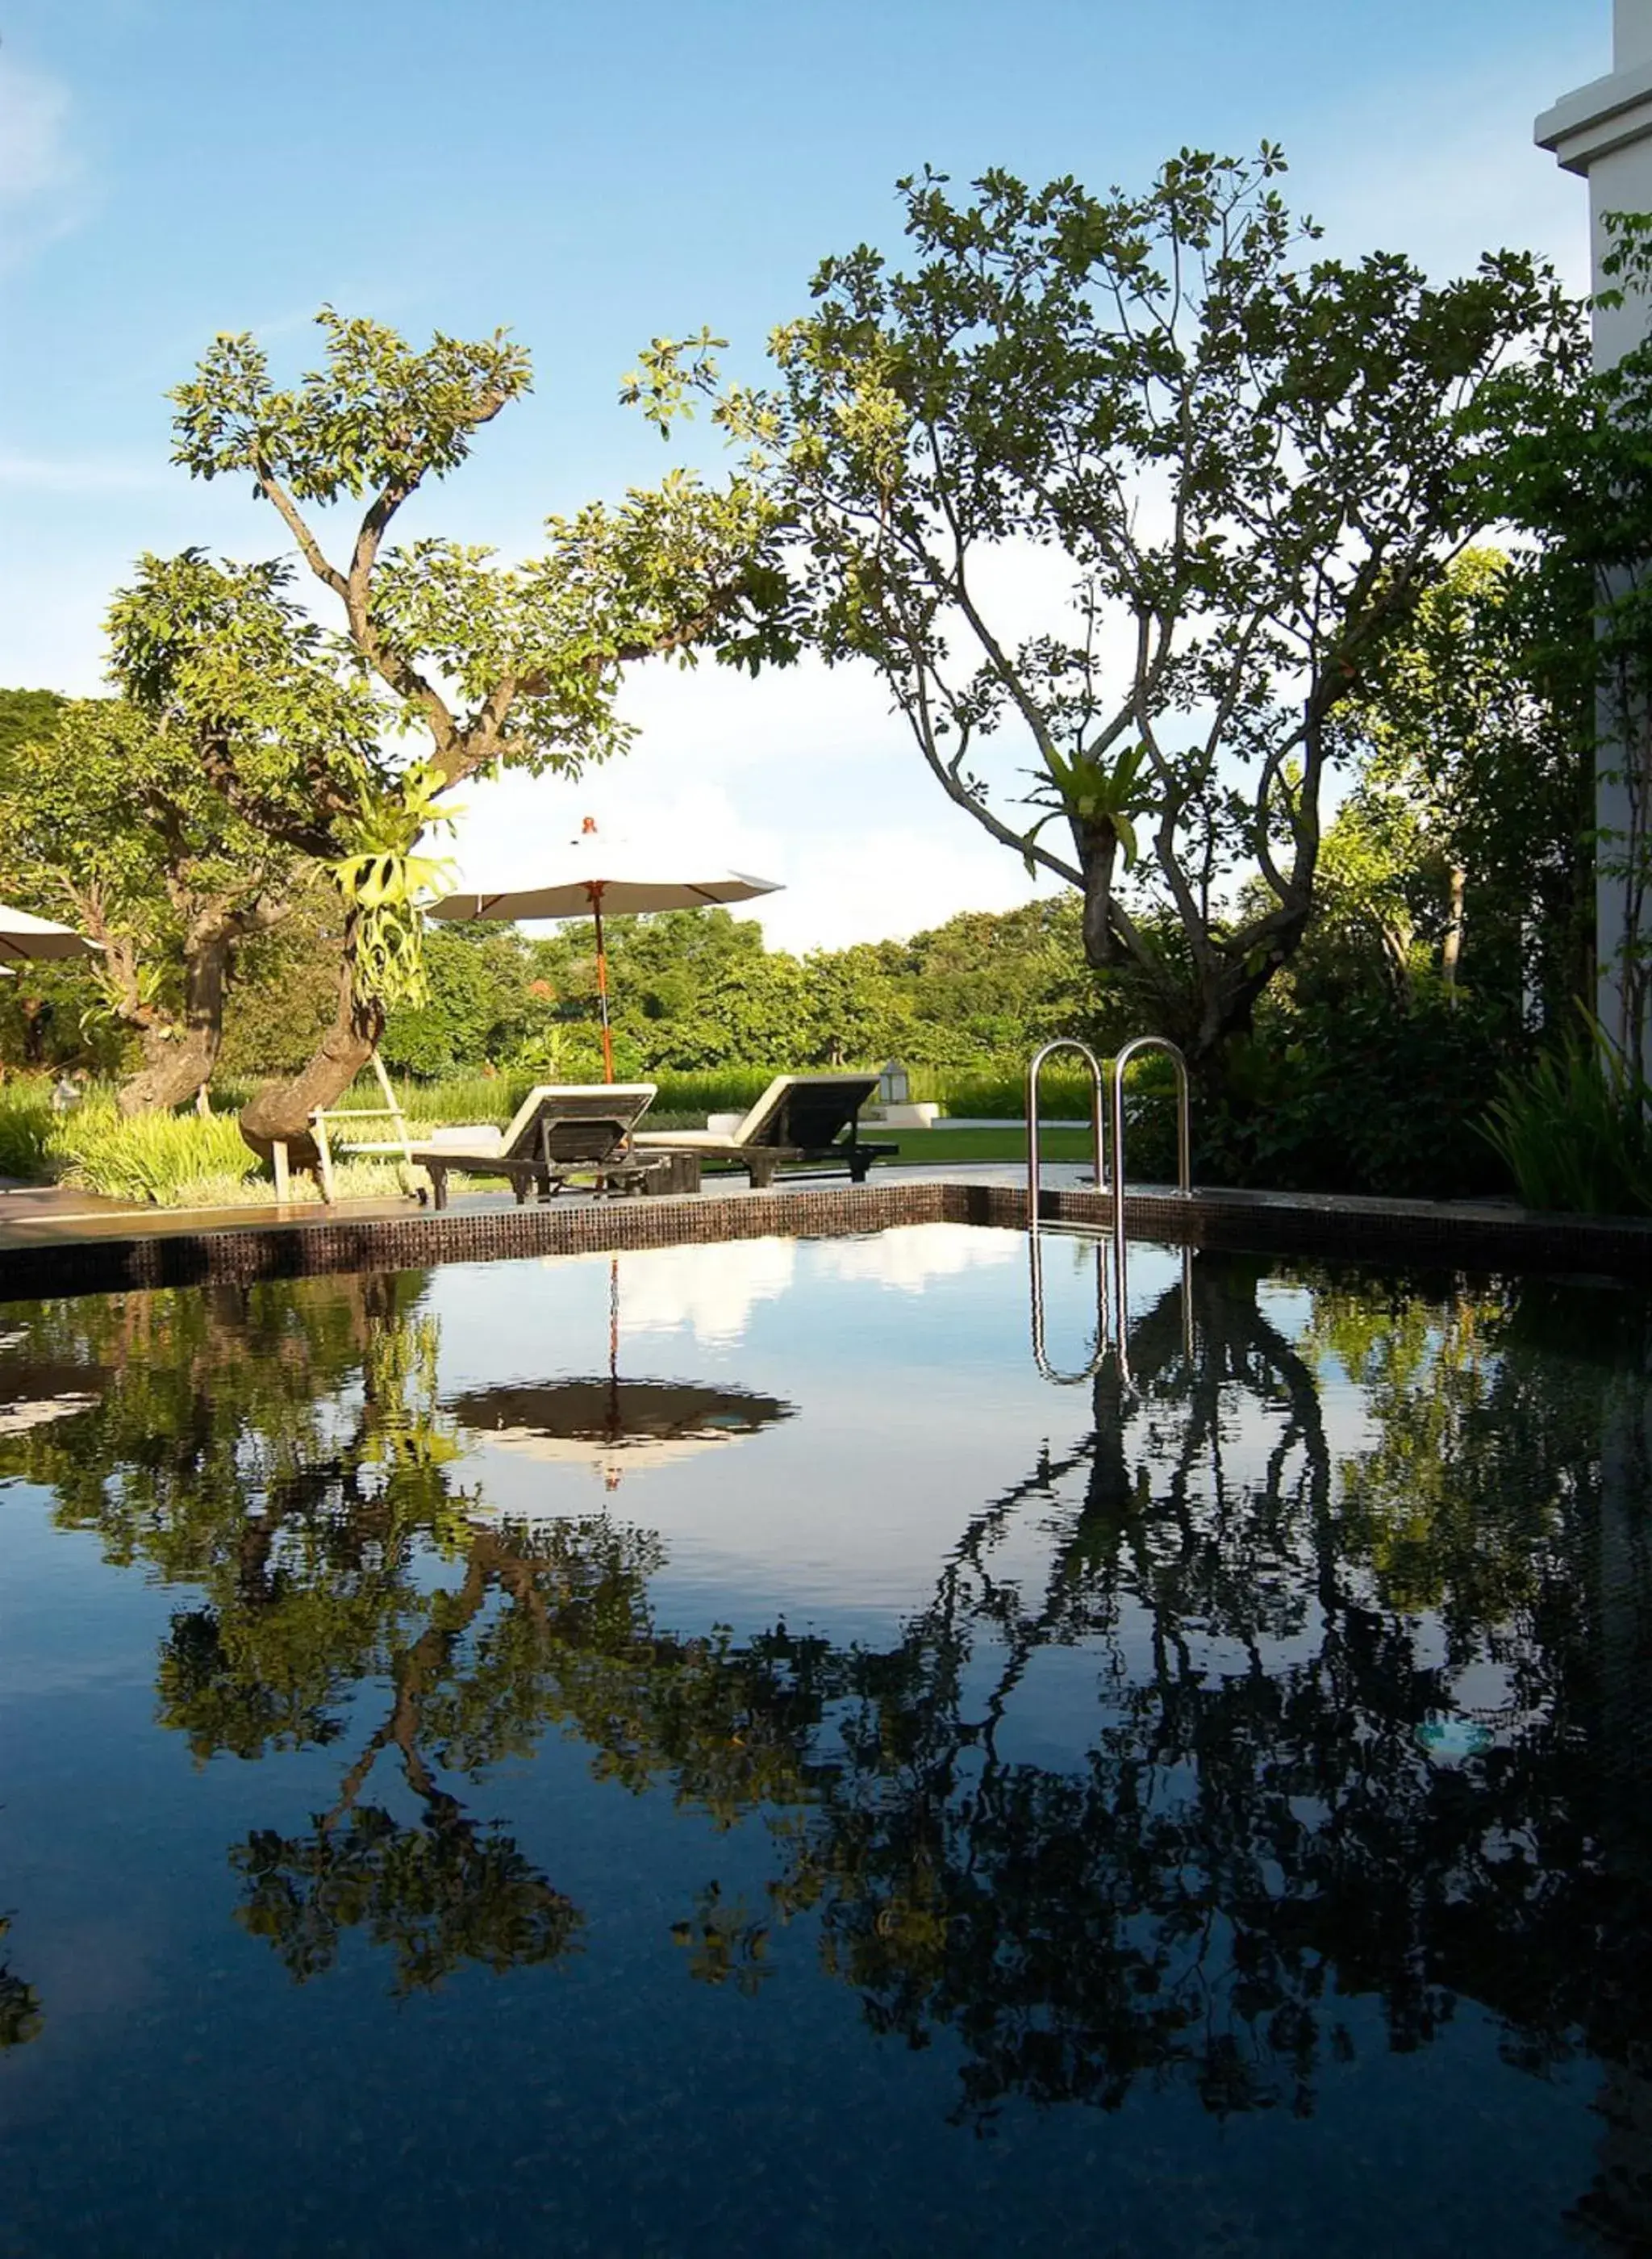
[{"x1": 1, "y1": 1226, "x2": 1650, "y2": 2257}]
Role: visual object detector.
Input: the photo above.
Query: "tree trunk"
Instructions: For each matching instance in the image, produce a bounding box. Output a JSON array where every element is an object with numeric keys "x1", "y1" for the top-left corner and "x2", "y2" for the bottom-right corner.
[
  {"x1": 115, "y1": 899, "x2": 290, "y2": 1117},
  {"x1": 116, "y1": 930, "x2": 234, "y2": 1117},
  {"x1": 1441, "y1": 866, "x2": 1466, "y2": 998},
  {"x1": 1379, "y1": 916, "x2": 1416, "y2": 1005},
  {"x1": 19, "y1": 996, "x2": 52, "y2": 1067},
  {"x1": 1133, "y1": 919, "x2": 1310, "y2": 1111},
  {"x1": 1078, "y1": 832, "x2": 1120, "y2": 971},
  {"x1": 238, "y1": 916, "x2": 384, "y2": 1171}
]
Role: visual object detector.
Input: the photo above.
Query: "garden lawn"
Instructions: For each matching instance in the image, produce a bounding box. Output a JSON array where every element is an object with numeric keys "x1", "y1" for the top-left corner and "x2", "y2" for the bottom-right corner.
[
  {"x1": 698, "y1": 1125, "x2": 1097, "y2": 1173},
  {"x1": 884, "y1": 1125, "x2": 1094, "y2": 1165}
]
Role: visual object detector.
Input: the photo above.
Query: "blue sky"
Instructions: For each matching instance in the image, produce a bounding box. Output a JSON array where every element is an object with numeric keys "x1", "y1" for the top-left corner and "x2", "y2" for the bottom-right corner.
[{"x1": 0, "y1": 0, "x2": 1603, "y2": 950}]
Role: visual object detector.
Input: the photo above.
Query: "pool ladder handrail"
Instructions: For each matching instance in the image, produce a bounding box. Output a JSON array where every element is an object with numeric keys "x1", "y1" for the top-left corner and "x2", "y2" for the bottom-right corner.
[
  {"x1": 1108, "y1": 1035, "x2": 1192, "y2": 1237},
  {"x1": 1026, "y1": 1037, "x2": 1108, "y2": 1229},
  {"x1": 1109, "y1": 1037, "x2": 1193, "y2": 1379},
  {"x1": 1026, "y1": 1038, "x2": 1109, "y2": 1384}
]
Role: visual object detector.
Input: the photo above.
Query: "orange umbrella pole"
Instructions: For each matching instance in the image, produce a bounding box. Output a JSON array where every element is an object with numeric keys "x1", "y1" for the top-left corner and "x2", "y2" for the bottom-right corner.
[{"x1": 590, "y1": 884, "x2": 615, "y2": 1084}]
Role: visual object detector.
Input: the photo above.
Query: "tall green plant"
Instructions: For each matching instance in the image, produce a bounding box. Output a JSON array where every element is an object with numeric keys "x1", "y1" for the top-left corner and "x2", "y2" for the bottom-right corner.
[
  {"x1": 52, "y1": 1100, "x2": 261, "y2": 1205},
  {"x1": 1482, "y1": 1016, "x2": 1652, "y2": 1216}
]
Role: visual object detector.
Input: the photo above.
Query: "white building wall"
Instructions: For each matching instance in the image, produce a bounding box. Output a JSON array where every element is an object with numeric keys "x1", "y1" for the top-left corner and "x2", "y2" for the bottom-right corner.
[{"x1": 1537, "y1": 4, "x2": 1652, "y2": 1060}]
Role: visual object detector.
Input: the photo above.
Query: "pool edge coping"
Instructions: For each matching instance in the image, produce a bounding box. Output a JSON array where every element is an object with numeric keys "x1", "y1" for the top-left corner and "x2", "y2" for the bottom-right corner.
[{"x1": 0, "y1": 1175, "x2": 1647, "y2": 1301}]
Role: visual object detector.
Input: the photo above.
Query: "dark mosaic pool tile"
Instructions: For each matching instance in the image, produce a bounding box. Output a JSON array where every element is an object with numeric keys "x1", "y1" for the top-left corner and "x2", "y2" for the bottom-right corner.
[{"x1": 0, "y1": 1175, "x2": 1646, "y2": 1305}]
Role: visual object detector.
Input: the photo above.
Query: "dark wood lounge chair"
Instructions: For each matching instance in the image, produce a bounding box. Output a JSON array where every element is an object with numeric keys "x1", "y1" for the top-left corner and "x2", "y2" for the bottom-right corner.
[
  {"x1": 632, "y1": 1072, "x2": 896, "y2": 1189},
  {"x1": 409, "y1": 1083, "x2": 658, "y2": 1210}
]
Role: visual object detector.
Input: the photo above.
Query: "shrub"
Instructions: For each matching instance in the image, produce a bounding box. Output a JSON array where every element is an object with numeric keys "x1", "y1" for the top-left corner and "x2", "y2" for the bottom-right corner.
[
  {"x1": 338, "y1": 1063, "x2": 780, "y2": 1130},
  {"x1": 53, "y1": 1100, "x2": 261, "y2": 1204},
  {"x1": 1482, "y1": 1021, "x2": 1652, "y2": 1216},
  {"x1": 1198, "y1": 992, "x2": 1513, "y2": 1200},
  {"x1": 654, "y1": 1070, "x2": 776, "y2": 1118},
  {"x1": 0, "y1": 1079, "x2": 56, "y2": 1180},
  {"x1": 916, "y1": 1064, "x2": 1099, "y2": 1120}
]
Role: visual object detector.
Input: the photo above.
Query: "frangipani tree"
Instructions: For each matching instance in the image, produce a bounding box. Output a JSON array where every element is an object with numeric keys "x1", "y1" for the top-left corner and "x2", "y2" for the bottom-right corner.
[
  {"x1": 632, "y1": 149, "x2": 1579, "y2": 1086},
  {"x1": 140, "y1": 309, "x2": 778, "y2": 1159}
]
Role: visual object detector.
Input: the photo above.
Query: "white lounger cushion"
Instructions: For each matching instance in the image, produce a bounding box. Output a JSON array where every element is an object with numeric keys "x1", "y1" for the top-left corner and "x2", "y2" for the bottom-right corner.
[
  {"x1": 424, "y1": 1123, "x2": 504, "y2": 1152},
  {"x1": 632, "y1": 1130, "x2": 742, "y2": 1151},
  {"x1": 415, "y1": 1085, "x2": 657, "y2": 1163},
  {"x1": 635, "y1": 1074, "x2": 874, "y2": 1154}
]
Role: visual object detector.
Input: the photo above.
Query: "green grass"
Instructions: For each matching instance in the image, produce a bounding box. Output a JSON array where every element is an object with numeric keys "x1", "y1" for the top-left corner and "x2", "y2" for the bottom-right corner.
[
  {"x1": 55, "y1": 1103, "x2": 259, "y2": 1204},
  {"x1": 696, "y1": 1124, "x2": 1098, "y2": 1172},
  {"x1": 215, "y1": 1059, "x2": 1158, "y2": 1133},
  {"x1": 878, "y1": 1124, "x2": 1096, "y2": 1166},
  {"x1": 907, "y1": 1066, "x2": 1094, "y2": 1118},
  {"x1": 0, "y1": 1080, "x2": 55, "y2": 1179},
  {"x1": 324, "y1": 1065, "x2": 774, "y2": 1129}
]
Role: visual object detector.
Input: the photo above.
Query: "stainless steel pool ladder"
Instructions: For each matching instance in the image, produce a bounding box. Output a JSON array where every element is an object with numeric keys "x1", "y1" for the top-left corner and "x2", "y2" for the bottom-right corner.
[
  {"x1": 1025, "y1": 1034, "x2": 1192, "y2": 1239},
  {"x1": 1108, "y1": 1037, "x2": 1192, "y2": 1230},
  {"x1": 1026, "y1": 1038, "x2": 1109, "y2": 1227},
  {"x1": 1027, "y1": 1035, "x2": 1195, "y2": 1384}
]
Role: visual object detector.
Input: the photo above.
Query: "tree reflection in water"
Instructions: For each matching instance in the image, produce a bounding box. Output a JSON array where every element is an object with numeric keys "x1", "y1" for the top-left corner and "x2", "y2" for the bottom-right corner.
[
  {"x1": 0, "y1": 1916, "x2": 41, "y2": 2051},
  {"x1": 786, "y1": 1259, "x2": 1652, "y2": 2132},
  {"x1": 0, "y1": 1250, "x2": 1649, "y2": 2239},
  {"x1": 0, "y1": 1274, "x2": 825, "y2": 2000}
]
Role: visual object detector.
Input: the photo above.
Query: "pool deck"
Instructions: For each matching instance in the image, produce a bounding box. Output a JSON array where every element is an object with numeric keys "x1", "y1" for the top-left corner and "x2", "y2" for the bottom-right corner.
[{"x1": 1, "y1": 1159, "x2": 1649, "y2": 1301}]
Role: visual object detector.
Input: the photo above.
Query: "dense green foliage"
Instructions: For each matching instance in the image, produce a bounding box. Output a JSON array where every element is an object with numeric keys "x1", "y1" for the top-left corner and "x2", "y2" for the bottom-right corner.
[
  {"x1": 1322, "y1": 549, "x2": 1592, "y2": 1029},
  {"x1": 0, "y1": 688, "x2": 64, "y2": 759},
  {"x1": 372, "y1": 898, "x2": 1112, "y2": 1084},
  {"x1": 1483, "y1": 211, "x2": 1652, "y2": 1075},
  {"x1": 0, "y1": 1083, "x2": 263, "y2": 1204},
  {"x1": 0, "y1": 684, "x2": 302, "y2": 1113}
]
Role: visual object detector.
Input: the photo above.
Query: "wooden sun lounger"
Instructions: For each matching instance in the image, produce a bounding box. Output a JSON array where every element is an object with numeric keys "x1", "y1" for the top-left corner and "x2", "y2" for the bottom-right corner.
[
  {"x1": 408, "y1": 1083, "x2": 658, "y2": 1210},
  {"x1": 633, "y1": 1072, "x2": 896, "y2": 1189}
]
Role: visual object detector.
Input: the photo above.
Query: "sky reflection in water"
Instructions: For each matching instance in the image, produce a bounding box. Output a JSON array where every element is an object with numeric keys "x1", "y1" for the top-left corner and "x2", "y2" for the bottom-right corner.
[{"x1": 0, "y1": 1223, "x2": 1650, "y2": 2258}]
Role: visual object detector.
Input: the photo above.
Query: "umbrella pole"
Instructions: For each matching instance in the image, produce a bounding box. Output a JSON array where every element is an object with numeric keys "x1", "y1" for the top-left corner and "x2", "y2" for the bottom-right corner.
[{"x1": 590, "y1": 883, "x2": 615, "y2": 1084}]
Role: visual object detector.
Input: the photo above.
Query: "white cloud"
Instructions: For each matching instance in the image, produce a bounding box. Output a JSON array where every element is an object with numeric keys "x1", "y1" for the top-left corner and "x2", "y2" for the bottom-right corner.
[
  {"x1": 445, "y1": 643, "x2": 1070, "y2": 953},
  {"x1": 0, "y1": 54, "x2": 86, "y2": 266},
  {"x1": 603, "y1": 1237, "x2": 799, "y2": 1349},
  {"x1": 810, "y1": 1222, "x2": 1019, "y2": 1293}
]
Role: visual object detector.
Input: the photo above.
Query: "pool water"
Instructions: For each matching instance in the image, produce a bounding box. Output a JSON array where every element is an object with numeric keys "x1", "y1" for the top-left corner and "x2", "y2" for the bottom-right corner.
[{"x1": 1, "y1": 1224, "x2": 1650, "y2": 2257}]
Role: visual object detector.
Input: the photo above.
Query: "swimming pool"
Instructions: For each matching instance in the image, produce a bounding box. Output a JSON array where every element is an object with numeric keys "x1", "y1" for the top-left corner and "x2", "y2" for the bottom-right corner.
[{"x1": 1, "y1": 1223, "x2": 1649, "y2": 2256}]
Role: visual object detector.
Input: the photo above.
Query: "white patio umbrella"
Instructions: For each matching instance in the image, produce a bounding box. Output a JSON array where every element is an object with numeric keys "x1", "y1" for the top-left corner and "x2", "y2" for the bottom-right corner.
[
  {"x1": 0, "y1": 904, "x2": 102, "y2": 963},
  {"x1": 428, "y1": 819, "x2": 782, "y2": 1081}
]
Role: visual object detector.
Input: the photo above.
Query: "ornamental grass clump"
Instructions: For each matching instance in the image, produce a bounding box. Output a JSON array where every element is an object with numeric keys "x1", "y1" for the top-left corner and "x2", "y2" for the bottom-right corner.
[
  {"x1": 1482, "y1": 1020, "x2": 1652, "y2": 1217},
  {"x1": 52, "y1": 1100, "x2": 261, "y2": 1205},
  {"x1": 0, "y1": 1082, "x2": 56, "y2": 1181}
]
